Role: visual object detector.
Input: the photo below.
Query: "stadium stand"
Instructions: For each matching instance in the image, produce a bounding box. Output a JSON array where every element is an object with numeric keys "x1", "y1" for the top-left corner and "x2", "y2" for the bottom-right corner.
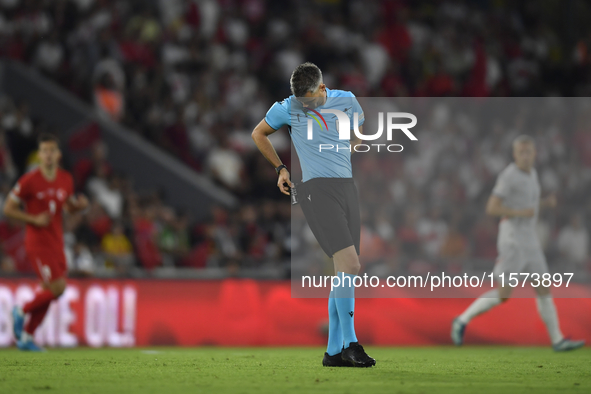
[{"x1": 0, "y1": 0, "x2": 590, "y2": 279}]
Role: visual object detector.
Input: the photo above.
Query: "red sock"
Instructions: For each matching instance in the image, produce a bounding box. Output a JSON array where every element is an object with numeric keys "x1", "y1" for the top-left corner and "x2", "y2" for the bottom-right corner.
[
  {"x1": 23, "y1": 289, "x2": 55, "y2": 314},
  {"x1": 24, "y1": 302, "x2": 51, "y2": 335}
]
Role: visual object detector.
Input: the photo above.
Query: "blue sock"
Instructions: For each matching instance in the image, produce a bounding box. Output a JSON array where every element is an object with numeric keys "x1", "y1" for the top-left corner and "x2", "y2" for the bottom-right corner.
[
  {"x1": 334, "y1": 272, "x2": 358, "y2": 348},
  {"x1": 326, "y1": 290, "x2": 343, "y2": 356}
]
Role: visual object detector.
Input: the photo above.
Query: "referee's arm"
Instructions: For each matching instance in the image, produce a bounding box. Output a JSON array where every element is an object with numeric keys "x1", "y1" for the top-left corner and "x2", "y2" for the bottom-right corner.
[{"x1": 252, "y1": 119, "x2": 293, "y2": 196}]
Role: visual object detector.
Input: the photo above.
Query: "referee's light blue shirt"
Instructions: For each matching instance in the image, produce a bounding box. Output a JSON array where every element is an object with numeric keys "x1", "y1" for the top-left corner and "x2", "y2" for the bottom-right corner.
[{"x1": 264, "y1": 88, "x2": 365, "y2": 182}]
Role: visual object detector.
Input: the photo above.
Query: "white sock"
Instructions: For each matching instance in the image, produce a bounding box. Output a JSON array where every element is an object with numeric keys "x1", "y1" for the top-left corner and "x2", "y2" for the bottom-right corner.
[
  {"x1": 458, "y1": 289, "x2": 501, "y2": 324},
  {"x1": 21, "y1": 332, "x2": 32, "y2": 342},
  {"x1": 536, "y1": 295, "x2": 563, "y2": 345}
]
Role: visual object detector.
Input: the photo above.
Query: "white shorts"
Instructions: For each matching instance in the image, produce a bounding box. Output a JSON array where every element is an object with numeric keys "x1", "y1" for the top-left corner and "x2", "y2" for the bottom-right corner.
[{"x1": 493, "y1": 240, "x2": 549, "y2": 279}]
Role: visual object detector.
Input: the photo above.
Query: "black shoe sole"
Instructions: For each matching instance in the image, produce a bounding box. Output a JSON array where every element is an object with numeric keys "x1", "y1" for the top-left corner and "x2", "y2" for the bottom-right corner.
[
  {"x1": 344, "y1": 359, "x2": 376, "y2": 368},
  {"x1": 322, "y1": 361, "x2": 354, "y2": 367},
  {"x1": 340, "y1": 355, "x2": 376, "y2": 368},
  {"x1": 322, "y1": 352, "x2": 353, "y2": 367}
]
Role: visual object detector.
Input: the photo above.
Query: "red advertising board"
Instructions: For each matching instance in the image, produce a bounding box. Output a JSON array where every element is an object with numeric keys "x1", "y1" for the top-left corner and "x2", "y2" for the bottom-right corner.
[{"x1": 0, "y1": 279, "x2": 590, "y2": 347}]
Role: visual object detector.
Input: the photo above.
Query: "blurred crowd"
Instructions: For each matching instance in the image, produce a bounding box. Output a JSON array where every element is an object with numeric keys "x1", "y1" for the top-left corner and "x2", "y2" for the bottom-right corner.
[
  {"x1": 0, "y1": 0, "x2": 591, "y2": 278},
  {"x1": 0, "y1": 95, "x2": 290, "y2": 277}
]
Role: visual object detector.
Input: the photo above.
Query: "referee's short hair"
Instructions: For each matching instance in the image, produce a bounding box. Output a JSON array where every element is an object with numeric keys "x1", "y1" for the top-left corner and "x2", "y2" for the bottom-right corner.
[
  {"x1": 290, "y1": 62, "x2": 323, "y2": 97},
  {"x1": 512, "y1": 134, "x2": 535, "y2": 149}
]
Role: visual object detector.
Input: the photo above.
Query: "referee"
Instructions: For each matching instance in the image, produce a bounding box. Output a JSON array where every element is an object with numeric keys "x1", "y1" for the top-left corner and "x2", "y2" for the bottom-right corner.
[{"x1": 251, "y1": 62, "x2": 375, "y2": 367}]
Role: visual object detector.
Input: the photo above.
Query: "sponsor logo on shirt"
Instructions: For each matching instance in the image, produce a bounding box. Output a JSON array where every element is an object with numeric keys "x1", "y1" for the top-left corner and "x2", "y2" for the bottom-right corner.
[{"x1": 307, "y1": 110, "x2": 418, "y2": 153}]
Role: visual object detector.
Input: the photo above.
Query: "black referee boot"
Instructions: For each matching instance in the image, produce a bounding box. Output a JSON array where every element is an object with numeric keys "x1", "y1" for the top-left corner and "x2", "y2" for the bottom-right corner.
[
  {"x1": 322, "y1": 351, "x2": 353, "y2": 367},
  {"x1": 341, "y1": 342, "x2": 376, "y2": 367}
]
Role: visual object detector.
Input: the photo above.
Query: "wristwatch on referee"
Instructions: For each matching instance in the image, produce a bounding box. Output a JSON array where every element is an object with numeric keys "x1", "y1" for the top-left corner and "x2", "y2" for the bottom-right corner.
[{"x1": 275, "y1": 164, "x2": 288, "y2": 175}]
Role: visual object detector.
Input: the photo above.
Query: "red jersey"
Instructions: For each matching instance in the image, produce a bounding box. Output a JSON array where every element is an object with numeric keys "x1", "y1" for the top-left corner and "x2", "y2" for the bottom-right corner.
[{"x1": 10, "y1": 168, "x2": 74, "y2": 254}]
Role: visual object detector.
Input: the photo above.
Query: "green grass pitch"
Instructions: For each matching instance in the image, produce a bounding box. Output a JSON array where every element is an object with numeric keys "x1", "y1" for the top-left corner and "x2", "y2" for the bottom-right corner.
[{"x1": 1, "y1": 347, "x2": 589, "y2": 394}]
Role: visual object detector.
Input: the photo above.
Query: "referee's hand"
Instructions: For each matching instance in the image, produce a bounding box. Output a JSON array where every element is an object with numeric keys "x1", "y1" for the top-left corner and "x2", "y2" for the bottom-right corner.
[{"x1": 277, "y1": 168, "x2": 293, "y2": 196}]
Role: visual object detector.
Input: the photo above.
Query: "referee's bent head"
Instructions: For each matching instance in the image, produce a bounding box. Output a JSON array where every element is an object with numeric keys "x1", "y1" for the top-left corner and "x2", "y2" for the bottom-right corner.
[{"x1": 290, "y1": 63, "x2": 326, "y2": 108}]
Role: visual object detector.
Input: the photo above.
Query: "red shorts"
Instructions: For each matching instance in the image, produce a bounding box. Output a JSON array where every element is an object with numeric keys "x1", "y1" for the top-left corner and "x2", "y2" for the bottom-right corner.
[{"x1": 27, "y1": 249, "x2": 68, "y2": 283}]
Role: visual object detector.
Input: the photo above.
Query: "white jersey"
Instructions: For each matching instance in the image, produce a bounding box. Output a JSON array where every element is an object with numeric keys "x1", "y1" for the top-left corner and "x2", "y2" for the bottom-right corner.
[{"x1": 492, "y1": 163, "x2": 540, "y2": 245}]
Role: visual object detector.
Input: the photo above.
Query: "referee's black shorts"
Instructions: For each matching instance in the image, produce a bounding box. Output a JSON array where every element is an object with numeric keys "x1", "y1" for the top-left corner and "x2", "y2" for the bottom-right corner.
[{"x1": 298, "y1": 177, "x2": 361, "y2": 258}]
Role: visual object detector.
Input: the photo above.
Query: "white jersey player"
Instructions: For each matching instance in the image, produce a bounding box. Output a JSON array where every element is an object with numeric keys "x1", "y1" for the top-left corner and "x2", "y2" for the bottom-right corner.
[{"x1": 451, "y1": 135, "x2": 585, "y2": 352}]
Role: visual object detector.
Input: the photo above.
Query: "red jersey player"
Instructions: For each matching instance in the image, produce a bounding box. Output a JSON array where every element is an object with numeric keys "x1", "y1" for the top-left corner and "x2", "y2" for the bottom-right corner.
[{"x1": 4, "y1": 133, "x2": 88, "y2": 351}]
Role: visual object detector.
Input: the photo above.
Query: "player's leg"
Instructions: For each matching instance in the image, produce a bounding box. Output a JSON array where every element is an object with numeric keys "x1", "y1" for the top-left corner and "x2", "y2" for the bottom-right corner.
[
  {"x1": 332, "y1": 179, "x2": 362, "y2": 349},
  {"x1": 15, "y1": 253, "x2": 67, "y2": 351},
  {"x1": 332, "y1": 246, "x2": 375, "y2": 367},
  {"x1": 334, "y1": 182, "x2": 374, "y2": 367},
  {"x1": 17, "y1": 277, "x2": 66, "y2": 352},
  {"x1": 14, "y1": 285, "x2": 55, "y2": 341},
  {"x1": 297, "y1": 181, "x2": 343, "y2": 364},
  {"x1": 331, "y1": 182, "x2": 360, "y2": 345},
  {"x1": 451, "y1": 284, "x2": 511, "y2": 346},
  {"x1": 322, "y1": 286, "x2": 348, "y2": 367},
  {"x1": 23, "y1": 278, "x2": 66, "y2": 335},
  {"x1": 529, "y1": 251, "x2": 585, "y2": 351},
  {"x1": 533, "y1": 286, "x2": 564, "y2": 347},
  {"x1": 21, "y1": 285, "x2": 55, "y2": 314},
  {"x1": 299, "y1": 180, "x2": 351, "y2": 366},
  {"x1": 332, "y1": 245, "x2": 360, "y2": 348},
  {"x1": 298, "y1": 184, "x2": 345, "y2": 365},
  {"x1": 322, "y1": 257, "x2": 349, "y2": 366},
  {"x1": 452, "y1": 244, "x2": 520, "y2": 345},
  {"x1": 13, "y1": 256, "x2": 57, "y2": 341},
  {"x1": 459, "y1": 284, "x2": 511, "y2": 324}
]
